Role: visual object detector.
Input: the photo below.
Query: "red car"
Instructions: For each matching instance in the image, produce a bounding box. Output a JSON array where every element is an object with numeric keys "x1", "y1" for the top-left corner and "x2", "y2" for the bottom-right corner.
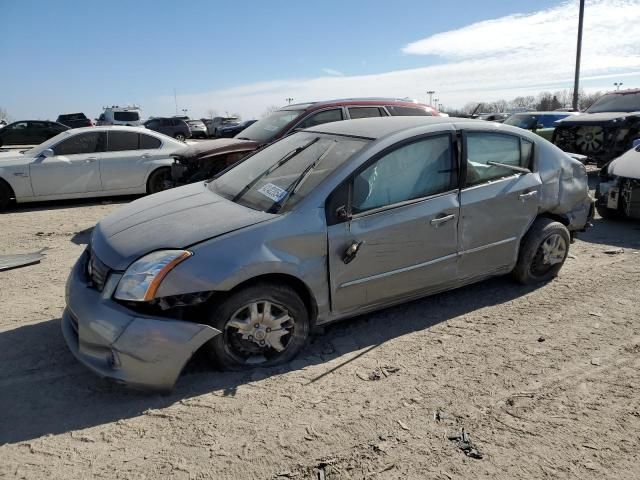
[{"x1": 171, "y1": 98, "x2": 440, "y2": 185}]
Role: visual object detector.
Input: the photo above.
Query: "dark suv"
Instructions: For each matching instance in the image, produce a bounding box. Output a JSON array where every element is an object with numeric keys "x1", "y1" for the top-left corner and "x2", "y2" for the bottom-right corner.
[
  {"x1": 0, "y1": 120, "x2": 69, "y2": 147},
  {"x1": 56, "y1": 112, "x2": 93, "y2": 129},
  {"x1": 144, "y1": 117, "x2": 192, "y2": 141},
  {"x1": 171, "y1": 98, "x2": 440, "y2": 185},
  {"x1": 553, "y1": 89, "x2": 640, "y2": 167}
]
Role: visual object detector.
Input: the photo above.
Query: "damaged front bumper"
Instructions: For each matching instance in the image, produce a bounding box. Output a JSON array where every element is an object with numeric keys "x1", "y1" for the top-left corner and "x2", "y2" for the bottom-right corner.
[{"x1": 62, "y1": 252, "x2": 220, "y2": 391}]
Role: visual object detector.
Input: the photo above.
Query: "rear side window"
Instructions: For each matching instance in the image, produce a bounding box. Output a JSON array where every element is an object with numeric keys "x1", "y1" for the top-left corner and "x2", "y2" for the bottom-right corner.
[
  {"x1": 464, "y1": 133, "x2": 531, "y2": 187},
  {"x1": 108, "y1": 131, "x2": 139, "y2": 151},
  {"x1": 54, "y1": 132, "x2": 105, "y2": 155},
  {"x1": 140, "y1": 134, "x2": 161, "y2": 149},
  {"x1": 296, "y1": 109, "x2": 343, "y2": 129},
  {"x1": 386, "y1": 106, "x2": 432, "y2": 116},
  {"x1": 348, "y1": 107, "x2": 384, "y2": 119}
]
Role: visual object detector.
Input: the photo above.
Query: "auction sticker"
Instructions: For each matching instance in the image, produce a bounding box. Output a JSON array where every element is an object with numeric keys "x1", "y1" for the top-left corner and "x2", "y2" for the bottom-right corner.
[{"x1": 258, "y1": 183, "x2": 288, "y2": 202}]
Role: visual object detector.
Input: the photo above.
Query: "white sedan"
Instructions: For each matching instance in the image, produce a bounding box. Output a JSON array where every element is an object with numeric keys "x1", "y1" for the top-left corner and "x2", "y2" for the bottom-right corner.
[{"x1": 0, "y1": 126, "x2": 185, "y2": 210}]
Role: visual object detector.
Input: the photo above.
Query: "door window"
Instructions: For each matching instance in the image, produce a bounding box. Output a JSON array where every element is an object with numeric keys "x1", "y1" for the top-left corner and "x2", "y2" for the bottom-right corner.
[
  {"x1": 464, "y1": 133, "x2": 531, "y2": 187},
  {"x1": 386, "y1": 106, "x2": 432, "y2": 116},
  {"x1": 53, "y1": 132, "x2": 105, "y2": 155},
  {"x1": 139, "y1": 134, "x2": 161, "y2": 149},
  {"x1": 296, "y1": 109, "x2": 343, "y2": 129},
  {"x1": 10, "y1": 122, "x2": 28, "y2": 130},
  {"x1": 348, "y1": 107, "x2": 383, "y2": 119},
  {"x1": 352, "y1": 135, "x2": 455, "y2": 214},
  {"x1": 108, "y1": 131, "x2": 139, "y2": 151}
]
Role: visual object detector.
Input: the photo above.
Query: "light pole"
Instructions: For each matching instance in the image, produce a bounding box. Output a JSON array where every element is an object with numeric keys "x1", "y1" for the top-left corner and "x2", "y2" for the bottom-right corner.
[
  {"x1": 433, "y1": 98, "x2": 439, "y2": 111},
  {"x1": 427, "y1": 90, "x2": 435, "y2": 106},
  {"x1": 572, "y1": 0, "x2": 585, "y2": 111},
  {"x1": 181, "y1": 108, "x2": 188, "y2": 117},
  {"x1": 614, "y1": 82, "x2": 623, "y2": 90},
  {"x1": 286, "y1": 97, "x2": 294, "y2": 105}
]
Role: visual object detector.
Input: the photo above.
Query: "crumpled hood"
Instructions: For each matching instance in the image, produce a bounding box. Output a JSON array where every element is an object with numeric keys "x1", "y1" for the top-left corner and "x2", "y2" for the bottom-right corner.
[
  {"x1": 91, "y1": 182, "x2": 275, "y2": 270},
  {"x1": 173, "y1": 138, "x2": 258, "y2": 162},
  {"x1": 608, "y1": 147, "x2": 640, "y2": 179},
  {"x1": 556, "y1": 111, "x2": 640, "y2": 125}
]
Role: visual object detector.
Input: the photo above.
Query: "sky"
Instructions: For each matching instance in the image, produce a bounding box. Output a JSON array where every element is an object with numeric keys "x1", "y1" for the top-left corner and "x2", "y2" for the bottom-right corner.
[{"x1": 1, "y1": 0, "x2": 639, "y2": 120}]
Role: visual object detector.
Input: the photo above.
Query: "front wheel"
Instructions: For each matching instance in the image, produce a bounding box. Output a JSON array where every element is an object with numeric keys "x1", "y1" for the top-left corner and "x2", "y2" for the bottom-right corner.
[
  {"x1": 146, "y1": 168, "x2": 172, "y2": 194},
  {"x1": 174, "y1": 133, "x2": 186, "y2": 142},
  {"x1": 204, "y1": 283, "x2": 310, "y2": 370},
  {"x1": 513, "y1": 218, "x2": 570, "y2": 285}
]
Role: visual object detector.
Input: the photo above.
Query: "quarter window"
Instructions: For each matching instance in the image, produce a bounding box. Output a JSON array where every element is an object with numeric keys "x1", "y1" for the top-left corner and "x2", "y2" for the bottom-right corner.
[
  {"x1": 386, "y1": 106, "x2": 432, "y2": 116},
  {"x1": 352, "y1": 135, "x2": 454, "y2": 214},
  {"x1": 140, "y1": 134, "x2": 161, "y2": 149},
  {"x1": 348, "y1": 107, "x2": 383, "y2": 119},
  {"x1": 464, "y1": 133, "x2": 531, "y2": 187},
  {"x1": 296, "y1": 109, "x2": 343, "y2": 129},
  {"x1": 53, "y1": 132, "x2": 105, "y2": 155},
  {"x1": 108, "y1": 131, "x2": 139, "y2": 151}
]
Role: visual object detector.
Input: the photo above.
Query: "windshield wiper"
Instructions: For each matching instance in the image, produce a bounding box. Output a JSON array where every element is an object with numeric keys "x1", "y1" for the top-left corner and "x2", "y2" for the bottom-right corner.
[
  {"x1": 231, "y1": 137, "x2": 320, "y2": 203},
  {"x1": 267, "y1": 140, "x2": 337, "y2": 214}
]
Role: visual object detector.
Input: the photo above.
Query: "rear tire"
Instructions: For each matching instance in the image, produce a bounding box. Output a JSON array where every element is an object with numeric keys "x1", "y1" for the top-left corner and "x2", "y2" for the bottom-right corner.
[
  {"x1": 0, "y1": 179, "x2": 12, "y2": 211},
  {"x1": 513, "y1": 218, "x2": 570, "y2": 285},
  {"x1": 146, "y1": 168, "x2": 172, "y2": 194},
  {"x1": 175, "y1": 133, "x2": 186, "y2": 142},
  {"x1": 204, "y1": 283, "x2": 310, "y2": 371}
]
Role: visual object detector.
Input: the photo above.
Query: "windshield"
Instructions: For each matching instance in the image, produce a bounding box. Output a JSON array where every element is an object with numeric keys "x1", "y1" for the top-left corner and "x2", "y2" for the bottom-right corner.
[
  {"x1": 114, "y1": 111, "x2": 140, "y2": 121},
  {"x1": 210, "y1": 132, "x2": 369, "y2": 212},
  {"x1": 504, "y1": 114, "x2": 537, "y2": 129},
  {"x1": 234, "y1": 109, "x2": 305, "y2": 142},
  {"x1": 21, "y1": 131, "x2": 71, "y2": 156},
  {"x1": 586, "y1": 92, "x2": 640, "y2": 113}
]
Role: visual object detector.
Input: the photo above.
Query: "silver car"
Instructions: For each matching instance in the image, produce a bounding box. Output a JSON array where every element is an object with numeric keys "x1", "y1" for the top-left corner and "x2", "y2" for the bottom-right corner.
[{"x1": 63, "y1": 117, "x2": 593, "y2": 390}]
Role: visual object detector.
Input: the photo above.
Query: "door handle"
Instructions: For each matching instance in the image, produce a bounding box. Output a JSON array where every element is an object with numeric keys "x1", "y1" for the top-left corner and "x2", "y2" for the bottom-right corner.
[
  {"x1": 430, "y1": 213, "x2": 455, "y2": 226},
  {"x1": 343, "y1": 240, "x2": 363, "y2": 264},
  {"x1": 518, "y1": 191, "x2": 538, "y2": 201}
]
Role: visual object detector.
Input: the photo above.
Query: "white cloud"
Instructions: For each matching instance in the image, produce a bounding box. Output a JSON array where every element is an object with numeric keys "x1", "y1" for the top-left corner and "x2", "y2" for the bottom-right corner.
[
  {"x1": 159, "y1": 0, "x2": 640, "y2": 118},
  {"x1": 321, "y1": 68, "x2": 344, "y2": 76}
]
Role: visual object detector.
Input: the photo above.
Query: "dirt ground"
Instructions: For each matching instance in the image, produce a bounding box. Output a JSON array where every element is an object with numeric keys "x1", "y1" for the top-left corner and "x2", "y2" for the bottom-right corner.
[{"x1": 1, "y1": 181, "x2": 639, "y2": 479}]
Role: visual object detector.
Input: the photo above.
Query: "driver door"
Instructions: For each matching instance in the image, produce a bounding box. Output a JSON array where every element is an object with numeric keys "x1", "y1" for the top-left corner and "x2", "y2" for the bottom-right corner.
[
  {"x1": 29, "y1": 131, "x2": 104, "y2": 196},
  {"x1": 327, "y1": 134, "x2": 460, "y2": 315}
]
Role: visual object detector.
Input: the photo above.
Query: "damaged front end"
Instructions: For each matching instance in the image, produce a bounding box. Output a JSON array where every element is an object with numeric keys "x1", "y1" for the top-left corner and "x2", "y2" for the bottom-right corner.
[
  {"x1": 596, "y1": 146, "x2": 640, "y2": 219},
  {"x1": 170, "y1": 139, "x2": 258, "y2": 186}
]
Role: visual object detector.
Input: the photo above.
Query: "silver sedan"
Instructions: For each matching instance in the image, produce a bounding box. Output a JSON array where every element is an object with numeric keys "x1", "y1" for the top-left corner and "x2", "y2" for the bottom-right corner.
[{"x1": 63, "y1": 117, "x2": 593, "y2": 390}]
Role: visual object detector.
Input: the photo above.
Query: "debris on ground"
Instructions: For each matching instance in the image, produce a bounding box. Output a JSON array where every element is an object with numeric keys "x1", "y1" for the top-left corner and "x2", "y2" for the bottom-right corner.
[
  {"x1": 588, "y1": 311, "x2": 602, "y2": 317},
  {"x1": 538, "y1": 336, "x2": 546, "y2": 342},
  {"x1": 603, "y1": 248, "x2": 624, "y2": 255},
  {"x1": 0, "y1": 248, "x2": 48, "y2": 271},
  {"x1": 591, "y1": 358, "x2": 601, "y2": 366},
  {"x1": 448, "y1": 428, "x2": 484, "y2": 459},
  {"x1": 397, "y1": 420, "x2": 410, "y2": 431},
  {"x1": 357, "y1": 366, "x2": 401, "y2": 381}
]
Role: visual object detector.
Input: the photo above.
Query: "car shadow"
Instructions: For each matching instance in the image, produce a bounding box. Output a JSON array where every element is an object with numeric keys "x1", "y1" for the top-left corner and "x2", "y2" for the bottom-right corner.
[
  {"x1": 0, "y1": 276, "x2": 539, "y2": 444},
  {"x1": 579, "y1": 216, "x2": 640, "y2": 250}
]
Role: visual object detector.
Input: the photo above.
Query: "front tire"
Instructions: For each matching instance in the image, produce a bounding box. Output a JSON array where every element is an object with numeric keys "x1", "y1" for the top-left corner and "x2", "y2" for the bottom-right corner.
[
  {"x1": 0, "y1": 179, "x2": 12, "y2": 211},
  {"x1": 513, "y1": 218, "x2": 570, "y2": 285},
  {"x1": 204, "y1": 283, "x2": 310, "y2": 370},
  {"x1": 175, "y1": 133, "x2": 186, "y2": 142},
  {"x1": 146, "y1": 167, "x2": 172, "y2": 194}
]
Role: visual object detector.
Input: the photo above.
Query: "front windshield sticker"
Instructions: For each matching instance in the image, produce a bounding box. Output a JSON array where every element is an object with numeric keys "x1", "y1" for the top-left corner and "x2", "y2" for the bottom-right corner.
[{"x1": 258, "y1": 183, "x2": 287, "y2": 202}]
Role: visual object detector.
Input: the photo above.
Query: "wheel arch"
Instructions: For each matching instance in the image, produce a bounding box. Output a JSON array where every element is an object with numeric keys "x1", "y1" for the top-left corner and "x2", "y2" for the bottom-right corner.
[
  {"x1": 0, "y1": 176, "x2": 16, "y2": 202},
  {"x1": 145, "y1": 165, "x2": 172, "y2": 194}
]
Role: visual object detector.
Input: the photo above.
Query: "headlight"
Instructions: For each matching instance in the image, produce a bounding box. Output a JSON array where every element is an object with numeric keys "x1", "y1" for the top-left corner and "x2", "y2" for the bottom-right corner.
[{"x1": 114, "y1": 250, "x2": 192, "y2": 302}]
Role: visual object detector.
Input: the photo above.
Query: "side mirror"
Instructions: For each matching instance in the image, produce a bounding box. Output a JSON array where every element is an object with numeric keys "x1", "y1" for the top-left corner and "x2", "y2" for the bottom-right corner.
[
  {"x1": 335, "y1": 205, "x2": 350, "y2": 221},
  {"x1": 41, "y1": 148, "x2": 55, "y2": 158}
]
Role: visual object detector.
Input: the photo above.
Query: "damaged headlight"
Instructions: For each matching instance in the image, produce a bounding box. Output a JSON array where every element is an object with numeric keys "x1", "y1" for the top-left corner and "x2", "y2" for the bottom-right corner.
[{"x1": 114, "y1": 250, "x2": 192, "y2": 302}]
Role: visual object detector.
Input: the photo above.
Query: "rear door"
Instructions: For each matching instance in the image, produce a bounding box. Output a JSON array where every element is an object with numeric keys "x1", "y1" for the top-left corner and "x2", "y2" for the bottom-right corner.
[
  {"x1": 99, "y1": 131, "x2": 162, "y2": 191},
  {"x1": 458, "y1": 131, "x2": 540, "y2": 280},
  {"x1": 327, "y1": 133, "x2": 459, "y2": 314},
  {"x1": 29, "y1": 131, "x2": 104, "y2": 196}
]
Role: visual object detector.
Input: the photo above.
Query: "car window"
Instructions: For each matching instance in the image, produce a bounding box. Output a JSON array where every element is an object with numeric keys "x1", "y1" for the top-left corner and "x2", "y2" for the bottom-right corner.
[
  {"x1": 352, "y1": 135, "x2": 454, "y2": 214},
  {"x1": 53, "y1": 132, "x2": 105, "y2": 155},
  {"x1": 113, "y1": 111, "x2": 140, "y2": 121},
  {"x1": 296, "y1": 109, "x2": 344, "y2": 129},
  {"x1": 386, "y1": 106, "x2": 432, "y2": 116},
  {"x1": 348, "y1": 107, "x2": 383, "y2": 119},
  {"x1": 140, "y1": 134, "x2": 161, "y2": 149},
  {"x1": 146, "y1": 119, "x2": 160, "y2": 128},
  {"x1": 30, "y1": 121, "x2": 49, "y2": 129},
  {"x1": 464, "y1": 133, "x2": 529, "y2": 187},
  {"x1": 108, "y1": 131, "x2": 140, "y2": 151},
  {"x1": 11, "y1": 122, "x2": 28, "y2": 130}
]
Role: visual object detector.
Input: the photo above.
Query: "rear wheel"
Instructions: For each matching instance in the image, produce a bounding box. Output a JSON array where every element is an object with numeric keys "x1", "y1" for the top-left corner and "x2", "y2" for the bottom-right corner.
[
  {"x1": 174, "y1": 133, "x2": 186, "y2": 142},
  {"x1": 0, "y1": 179, "x2": 12, "y2": 211},
  {"x1": 513, "y1": 218, "x2": 570, "y2": 285},
  {"x1": 204, "y1": 283, "x2": 310, "y2": 370},
  {"x1": 146, "y1": 168, "x2": 172, "y2": 194}
]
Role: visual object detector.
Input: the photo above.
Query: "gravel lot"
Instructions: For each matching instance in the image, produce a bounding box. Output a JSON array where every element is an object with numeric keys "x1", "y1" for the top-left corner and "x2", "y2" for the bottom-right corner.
[{"x1": 1, "y1": 179, "x2": 639, "y2": 479}]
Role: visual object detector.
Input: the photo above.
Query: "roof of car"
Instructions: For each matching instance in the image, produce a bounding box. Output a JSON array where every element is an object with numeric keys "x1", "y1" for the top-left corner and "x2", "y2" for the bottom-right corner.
[
  {"x1": 280, "y1": 98, "x2": 434, "y2": 112},
  {"x1": 304, "y1": 116, "x2": 480, "y2": 139},
  {"x1": 56, "y1": 125, "x2": 155, "y2": 135},
  {"x1": 510, "y1": 111, "x2": 577, "y2": 116}
]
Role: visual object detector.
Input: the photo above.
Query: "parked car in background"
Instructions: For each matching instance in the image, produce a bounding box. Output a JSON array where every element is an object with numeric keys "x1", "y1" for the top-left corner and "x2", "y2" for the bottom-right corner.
[
  {"x1": 0, "y1": 126, "x2": 185, "y2": 210},
  {"x1": 210, "y1": 116, "x2": 240, "y2": 137},
  {"x1": 478, "y1": 113, "x2": 510, "y2": 122},
  {"x1": 56, "y1": 112, "x2": 93, "y2": 129},
  {"x1": 504, "y1": 112, "x2": 578, "y2": 141},
  {"x1": 97, "y1": 105, "x2": 144, "y2": 126},
  {"x1": 62, "y1": 116, "x2": 592, "y2": 390},
  {"x1": 595, "y1": 142, "x2": 640, "y2": 219},
  {"x1": 186, "y1": 120, "x2": 208, "y2": 139},
  {"x1": 217, "y1": 119, "x2": 258, "y2": 138},
  {"x1": 0, "y1": 120, "x2": 69, "y2": 147},
  {"x1": 171, "y1": 98, "x2": 440, "y2": 185},
  {"x1": 553, "y1": 89, "x2": 640, "y2": 167},
  {"x1": 144, "y1": 117, "x2": 191, "y2": 141}
]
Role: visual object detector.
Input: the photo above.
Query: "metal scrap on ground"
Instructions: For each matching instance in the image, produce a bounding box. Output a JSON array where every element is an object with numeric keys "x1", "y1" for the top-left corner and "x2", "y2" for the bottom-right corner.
[{"x1": 0, "y1": 248, "x2": 48, "y2": 271}]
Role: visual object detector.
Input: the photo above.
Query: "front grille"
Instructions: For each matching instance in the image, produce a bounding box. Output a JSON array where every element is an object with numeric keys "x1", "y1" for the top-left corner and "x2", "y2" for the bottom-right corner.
[{"x1": 87, "y1": 250, "x2": 110, "y2": 292}]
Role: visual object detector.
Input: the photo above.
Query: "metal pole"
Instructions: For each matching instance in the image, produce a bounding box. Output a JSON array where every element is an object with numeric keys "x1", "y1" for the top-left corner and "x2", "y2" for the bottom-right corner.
[
  {"x1": 427, "y1": 90, "x2": 435, "y2": 106},
  {"x1": 572, "y1": 0, "x2": 585, "y2": 111},
  {"x1": 286, "y1": 97, "x2": 294, "y2": 105}
]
